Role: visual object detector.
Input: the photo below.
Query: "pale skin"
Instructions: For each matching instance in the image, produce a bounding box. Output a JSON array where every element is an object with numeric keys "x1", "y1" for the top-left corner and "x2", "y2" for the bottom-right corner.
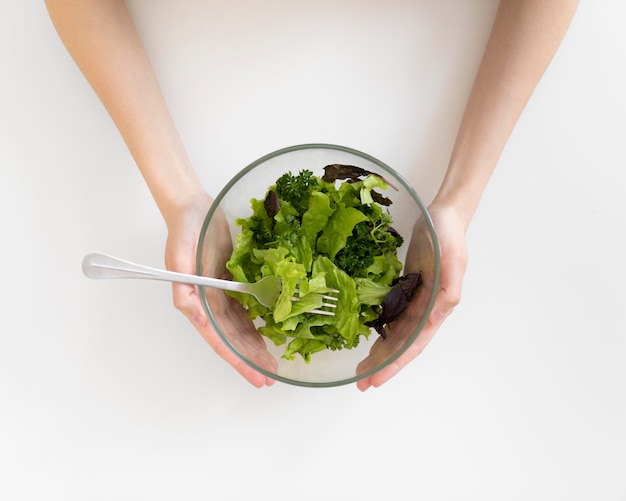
[{"x1": 46, "y1": 0, "x2": 577, "y2": 390}]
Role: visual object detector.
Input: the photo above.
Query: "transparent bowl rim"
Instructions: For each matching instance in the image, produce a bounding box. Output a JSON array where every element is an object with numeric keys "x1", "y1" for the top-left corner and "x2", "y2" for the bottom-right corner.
[{"x1": 197, "y1": 143, "x2": 441, "y2": 387}]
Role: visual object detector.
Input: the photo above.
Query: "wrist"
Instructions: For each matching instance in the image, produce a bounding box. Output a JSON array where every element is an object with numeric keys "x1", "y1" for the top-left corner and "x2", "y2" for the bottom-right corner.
[
  {"x1": 159, "y1": 183, "x2": 212, "y2": 230},
  {"x1": 430, "y1": 182, "x2": 481, "y2": 231},
  {"x1": 136, "y1": 152, "x2": 210, "y2": 225},
  {"x1": 430, "y1": 144, "x2": 498, "y2": 230}
]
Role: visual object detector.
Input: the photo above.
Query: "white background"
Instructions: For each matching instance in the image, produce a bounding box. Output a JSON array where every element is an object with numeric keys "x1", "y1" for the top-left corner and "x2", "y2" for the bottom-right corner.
[{"x1": 2, "y1": 1, "x2": 625, "y2": 500}]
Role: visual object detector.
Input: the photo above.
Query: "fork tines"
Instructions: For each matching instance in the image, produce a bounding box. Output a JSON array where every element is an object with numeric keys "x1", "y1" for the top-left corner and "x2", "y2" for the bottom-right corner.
[{"x1": 292, "y1": 287, "x2": 340, "y2": 316}]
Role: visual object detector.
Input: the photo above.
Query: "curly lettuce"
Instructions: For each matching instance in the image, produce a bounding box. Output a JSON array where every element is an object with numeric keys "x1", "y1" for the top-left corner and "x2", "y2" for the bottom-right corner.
[{"x1": 226, "y1": 166, "x2": 414, "y2": 362}]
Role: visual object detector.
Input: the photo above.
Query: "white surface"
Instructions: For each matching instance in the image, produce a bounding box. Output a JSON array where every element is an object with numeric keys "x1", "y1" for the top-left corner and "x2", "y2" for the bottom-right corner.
[{"x1": 2, "y1": 1, "x2": 625, "y2": 500}]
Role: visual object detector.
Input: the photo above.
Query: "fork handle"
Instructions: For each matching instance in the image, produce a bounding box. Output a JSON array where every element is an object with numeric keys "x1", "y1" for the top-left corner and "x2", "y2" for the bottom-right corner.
[{"x1": 82, "y1": 252, "x2": 246, "y2": 292}]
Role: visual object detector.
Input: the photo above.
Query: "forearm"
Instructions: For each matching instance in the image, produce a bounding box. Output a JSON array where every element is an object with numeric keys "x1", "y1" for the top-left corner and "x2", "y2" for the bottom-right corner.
[
  {"x1": 46, "y1": 0, "x2": 207, "y2": 222},
  {"x1": 432, "y1": 0, "x2": 577, "y2": 227}
]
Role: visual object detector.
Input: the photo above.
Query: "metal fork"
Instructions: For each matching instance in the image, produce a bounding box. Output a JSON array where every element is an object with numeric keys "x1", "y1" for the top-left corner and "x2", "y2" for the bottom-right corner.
[{"x1": 82, "y1": 252, "x2": 338, "y2": 316}]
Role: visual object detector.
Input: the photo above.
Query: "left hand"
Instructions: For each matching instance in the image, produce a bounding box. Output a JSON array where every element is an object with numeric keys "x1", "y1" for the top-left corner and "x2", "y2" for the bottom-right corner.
[{"x1": 356, "y1": 202, "x2": 468, "y2": 391}]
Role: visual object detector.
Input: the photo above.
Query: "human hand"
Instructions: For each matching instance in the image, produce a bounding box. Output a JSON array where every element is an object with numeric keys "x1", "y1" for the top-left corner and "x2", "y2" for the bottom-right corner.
[
  {"x1": 356, "y1": 202, "x2": 468, "y2": 391},
  {"x1": 164, "y1": 194, "x2": 276, "y2": 388}
]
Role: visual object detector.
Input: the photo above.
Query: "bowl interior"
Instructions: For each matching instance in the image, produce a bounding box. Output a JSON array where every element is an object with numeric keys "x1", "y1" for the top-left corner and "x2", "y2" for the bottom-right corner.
[{"x1": 197, "y1": 144, "x2": 440, "y2": 387}]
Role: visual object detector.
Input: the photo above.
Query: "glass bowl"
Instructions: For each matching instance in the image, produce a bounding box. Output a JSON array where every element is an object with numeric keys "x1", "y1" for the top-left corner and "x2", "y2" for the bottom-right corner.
[{"x1": 197, "y1": 144, "x2": 440, "y2": 387}]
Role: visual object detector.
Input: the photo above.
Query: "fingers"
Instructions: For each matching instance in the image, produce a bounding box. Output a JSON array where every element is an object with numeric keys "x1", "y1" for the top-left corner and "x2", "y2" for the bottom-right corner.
[
  {"x1": 357, "y1": 271, "x2": 464, "y2": 391},
  {"x1": 357, "y1": 214, "x2": 468, "y2": 391},
  {"x1": 356, "y1": 302, "x2": 446, "y2": 391},
  {"x1": 425, "y1": 254, "x2": 465, "y2": 331},
  {"x1": 172, "y1": 281, "x2": 274, "y2": 388},
  {"x1": 164, "y1": 200, "x2": 273, "y2": 388}
]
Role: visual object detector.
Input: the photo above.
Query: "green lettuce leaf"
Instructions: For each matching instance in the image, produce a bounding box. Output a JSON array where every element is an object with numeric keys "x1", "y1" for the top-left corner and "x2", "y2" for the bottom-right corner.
[{"x1": 225, "y1": 168, "x2": 407, "y2": 363}]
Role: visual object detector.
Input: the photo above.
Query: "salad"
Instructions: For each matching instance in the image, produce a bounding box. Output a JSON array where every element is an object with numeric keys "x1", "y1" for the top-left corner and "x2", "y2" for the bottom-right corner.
[{"x1": 226, "y1": 164, "x2": 422, "y2": 362}]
